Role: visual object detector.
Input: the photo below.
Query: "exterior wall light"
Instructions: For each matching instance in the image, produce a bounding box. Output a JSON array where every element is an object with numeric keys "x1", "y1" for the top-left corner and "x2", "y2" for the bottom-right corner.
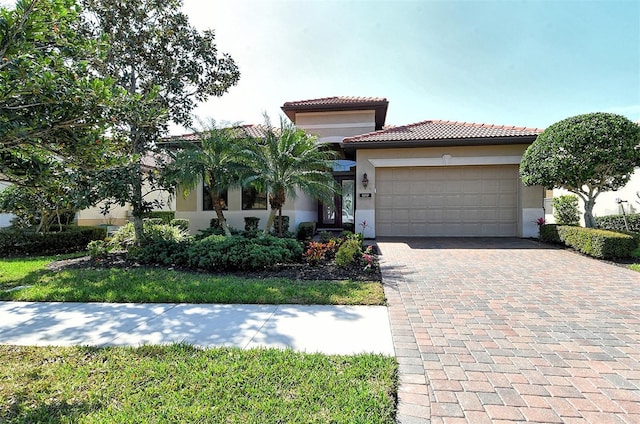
[{"x1": 362, "y1": 173, "x2": 369, "y2": 189}]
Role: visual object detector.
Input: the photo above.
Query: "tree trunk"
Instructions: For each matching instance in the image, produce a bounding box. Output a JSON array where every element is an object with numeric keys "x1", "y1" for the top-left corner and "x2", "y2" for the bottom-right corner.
[
  {"x1": 264, "y1": 189, "x2": 285, "y2": 236},
  {"x1": 278, "y1": 207, "x2": 283, "y2": 237},
  {"x1": 211, "y1": 192, "x2": 231, "y2": 237},
  {"x1": 583, "y1": 196, "x2": 597, "y2": 228}
]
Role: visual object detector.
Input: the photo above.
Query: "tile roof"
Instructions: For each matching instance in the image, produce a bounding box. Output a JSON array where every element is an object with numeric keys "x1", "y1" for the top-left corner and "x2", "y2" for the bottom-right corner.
[
  {"x1": 282, "y1": 96, "x2": 389, "y2": 130},
  {"x1": 343, "y1": 120, "x2": 543, "y2": 144},
  {"x1": 282, "y1": 96, "x2": 388, "y2": 107},
  {"x1": 162, "y1": 124, "x2": 272, "y2": 143}
]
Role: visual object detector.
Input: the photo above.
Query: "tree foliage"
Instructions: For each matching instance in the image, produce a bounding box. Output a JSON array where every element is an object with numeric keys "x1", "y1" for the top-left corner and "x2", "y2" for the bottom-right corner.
[
  {"x1": 520, "y1": 112, "x2": 640, "y2": 227},
  {"x1": 163, "y1": 120, "x2": 251, "y2": 237},
  {"x1": 81, "y1": 0, "x2": 240, "y2": 242},
  {"x1": 244, "y1": 116, "x2": 339, "y2": 236},
  {"x1": 0, "y1": 0, "x2": 121, "y2": 185}
]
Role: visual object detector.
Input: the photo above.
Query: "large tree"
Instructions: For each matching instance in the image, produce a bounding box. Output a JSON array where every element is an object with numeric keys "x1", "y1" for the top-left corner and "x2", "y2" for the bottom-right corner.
[
  {"x1": 244, "y1": 116, "x2": 339, "y2": 236},
  {"x1": 0, "y1": 0, "x2": 121, "y2": 186},
  {"x1": 82, "y1": 0, "x2": 240, "y2": 242},
  {"x1": 520, "y1": 112, "x2": 640, "y2": 228}
]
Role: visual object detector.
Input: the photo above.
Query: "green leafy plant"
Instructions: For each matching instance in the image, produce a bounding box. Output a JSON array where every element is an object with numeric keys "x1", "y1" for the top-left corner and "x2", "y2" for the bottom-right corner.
[
  {"x1": 552, "y1": 195, "x2": 580, "y2": 226},
  {"x1": 335, "y1": 238, "x2": 362, "y2": 267},
  {"x1": 87, "y1": 240, "x2": 110, "y2": 259}
]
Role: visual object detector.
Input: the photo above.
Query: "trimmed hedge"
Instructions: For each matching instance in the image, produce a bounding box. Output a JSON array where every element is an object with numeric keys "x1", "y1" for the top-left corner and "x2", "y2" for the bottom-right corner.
[
  {"x1": 595, "y1": 214, "x2": 640, "y2": 232},
  {"x1": 539, "y1": 224, "x2": 635, "y2": 259},
  {"x1": 0, "y1": 226, "x2": 106, "y2": 256}
]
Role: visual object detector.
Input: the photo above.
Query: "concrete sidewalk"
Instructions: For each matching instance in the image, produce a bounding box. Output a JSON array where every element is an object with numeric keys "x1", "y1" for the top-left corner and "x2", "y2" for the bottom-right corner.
[{"x1": 0, "y1": 301, "x2": 394, "y2": 355}]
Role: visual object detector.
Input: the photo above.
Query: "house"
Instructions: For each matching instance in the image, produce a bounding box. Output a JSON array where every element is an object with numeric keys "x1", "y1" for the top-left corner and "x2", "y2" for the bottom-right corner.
[
  {"x1": 175, "y1": 96, "x2": 547, "y2": 238},
  {"x1": 76, "y1": 153, "x2": 175, "y2": 227}
]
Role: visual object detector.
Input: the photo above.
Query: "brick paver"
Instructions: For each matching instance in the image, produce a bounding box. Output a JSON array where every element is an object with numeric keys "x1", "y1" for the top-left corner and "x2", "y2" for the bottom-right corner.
[{"x1": 379, "y1": 238, "x2": 640, "y2": 424}]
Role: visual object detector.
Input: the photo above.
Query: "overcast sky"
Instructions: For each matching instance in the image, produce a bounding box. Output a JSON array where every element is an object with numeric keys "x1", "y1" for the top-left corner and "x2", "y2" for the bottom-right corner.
[{"x1": 175, "y1": 0, "x2": 639, "y2": 134}]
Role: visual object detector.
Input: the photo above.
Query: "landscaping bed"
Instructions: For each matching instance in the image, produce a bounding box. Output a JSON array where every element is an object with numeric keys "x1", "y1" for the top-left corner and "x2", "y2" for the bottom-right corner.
[{"x1": 46, "y1": 245, "x2": 382, "y2": 282}]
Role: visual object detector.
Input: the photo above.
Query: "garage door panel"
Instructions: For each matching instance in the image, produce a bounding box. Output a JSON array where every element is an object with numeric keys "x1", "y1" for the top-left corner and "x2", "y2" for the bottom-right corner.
[{"x1": 375, "y1": 166, "x2": 518, "y2": 237}]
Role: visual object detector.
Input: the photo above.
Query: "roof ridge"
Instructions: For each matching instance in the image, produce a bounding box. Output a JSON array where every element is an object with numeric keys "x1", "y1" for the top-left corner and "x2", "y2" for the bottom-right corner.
[
  {"x1": 283, "y1": 96, "x2": 388, "y2": 106},
  {"x1": 431, "y1": 119, "x2": 543, "y2": 132}
]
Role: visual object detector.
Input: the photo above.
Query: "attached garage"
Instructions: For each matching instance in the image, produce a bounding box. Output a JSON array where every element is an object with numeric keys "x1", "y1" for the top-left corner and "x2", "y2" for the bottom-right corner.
[
  {"x1": 375, "y1": 165, "x2": 518, "y2": 237},
  {"x1": 343, "y1": 119, "x2": 545, "y2": 238}
]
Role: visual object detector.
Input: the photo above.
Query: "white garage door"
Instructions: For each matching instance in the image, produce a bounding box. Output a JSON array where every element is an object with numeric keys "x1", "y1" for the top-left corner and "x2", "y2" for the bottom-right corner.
[{"x1": 375, "y1": 166, "x2": 518, "y2": 237}]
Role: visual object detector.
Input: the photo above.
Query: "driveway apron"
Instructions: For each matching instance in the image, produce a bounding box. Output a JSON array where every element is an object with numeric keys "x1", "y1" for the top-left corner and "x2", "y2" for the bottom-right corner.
[{"x1": 378, "y1": 238, "x2": 640, "y2": 424}]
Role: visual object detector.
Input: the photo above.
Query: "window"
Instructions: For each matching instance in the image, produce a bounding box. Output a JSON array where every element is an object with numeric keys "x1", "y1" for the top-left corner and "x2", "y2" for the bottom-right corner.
[
  {"x1": 242, "y1": 186, "x2": 267, "y2": 210},
  {"x1": 203, "y1": 183, "x2": 228, "y2": 211}
]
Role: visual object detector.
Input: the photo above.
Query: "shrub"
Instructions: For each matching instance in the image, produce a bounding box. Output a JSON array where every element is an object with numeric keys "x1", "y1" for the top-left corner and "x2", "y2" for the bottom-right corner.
[
  {"x1": 244, "y1": 217, "x2": 260, "y2": 231},
  {"x1": 335, "y1": 238, "x2": 362, "y2": 267},
  {"x1": 129, "y1": 239, "x2": 191, "y2": 266},
  {"x1": 147, "y1": 211, "x2": 175, "y2": 223},
  {"x1": 552, "y1": 195, "x2": 579, "y2": 226},
  {"x1": 188, "y1": 233, "x2": 302, "y2": 271},
  {"x1": 303, "y1": 240, "x2": 339, "y2": 265},
  {"x1": 143, "y1": 218, "x2": 164, "y2": 226},
  {"x1": 169, "y1": 219, "x2": 190, "y2": 231},
  {"x1": 539, "y1": 224, "x2": 561, "y2": 243},
  {"x1": 557, "y1": 226, "x2": 635, "y2": 259},
  {"x1": 109, "y1": 222, "x2": 190, "y2": 251},
  {"x1": 0, "y1": 226, "x2": 106, "y2": 256},
  {"x1": 297, "y1": 222, "x2": 316, "y2": 240},
  {"x1": 595, "y1": 214, "x2": 640, "y2": 232},
  {"x1": 87, "y1": 240, "x2": 109, "y2": 259}
]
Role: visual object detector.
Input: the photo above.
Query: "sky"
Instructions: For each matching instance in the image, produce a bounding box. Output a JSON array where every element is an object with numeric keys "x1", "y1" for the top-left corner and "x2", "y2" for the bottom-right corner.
[{"x1": 175, "y1": 0, "x2": 640, "y2": 134}]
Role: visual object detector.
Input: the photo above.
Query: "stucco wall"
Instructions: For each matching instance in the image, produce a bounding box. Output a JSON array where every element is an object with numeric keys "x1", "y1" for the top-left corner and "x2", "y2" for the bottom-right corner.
[
  {"x1": 175, "y1": 182, "x2": 318, "y2": 234},
  {"x1": 355, "y1": 144, "x2": 544, "y2": 238},
  {"x1": 295, "y1": 111, "x2": 376, "y2": 142},
  {"x1": 77, "y1": 183, "x2": 175, "y2": 227}
]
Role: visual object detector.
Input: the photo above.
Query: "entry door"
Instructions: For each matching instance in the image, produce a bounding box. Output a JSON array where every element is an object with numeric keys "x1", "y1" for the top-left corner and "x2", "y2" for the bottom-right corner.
[{"x1": 319, "y1": 178, "x2": 355, "y2": 228}]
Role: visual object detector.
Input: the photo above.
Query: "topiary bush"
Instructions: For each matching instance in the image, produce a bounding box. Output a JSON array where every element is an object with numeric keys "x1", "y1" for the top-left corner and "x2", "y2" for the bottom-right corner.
[
  {"x1": 0, "y1": 226, "x2": 106, "y2": 256},
  {"x1": 552, "y1": 195, "x2": 580, "y2": 226},
  {"x1": 187, "y1": 233, "x2": 302, "y2": 271},
  {"x1": 244, "y1": 217, "x2": 260, "y2": 231},
  {"x1": 297, "y1": 222, "x2": 316, "y2": 240}
]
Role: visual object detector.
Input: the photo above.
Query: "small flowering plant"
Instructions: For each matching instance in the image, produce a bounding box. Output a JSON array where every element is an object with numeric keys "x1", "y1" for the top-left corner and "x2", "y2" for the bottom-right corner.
[
  {"x1": 361, "y1": 245, "x2": 374, "y2": 272},
  {"x1": 535, "y1": 217, "x2": 545, "y2": 227}
]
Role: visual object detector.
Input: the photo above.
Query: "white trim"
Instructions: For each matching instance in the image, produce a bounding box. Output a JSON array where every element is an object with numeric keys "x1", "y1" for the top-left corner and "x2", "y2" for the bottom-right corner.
[
  {"x1": 299, "y1": 122, "x2": 374, "y2": 130},
  {"x1": 368, "y1": 155, "x2": 522, "y2": 168}
]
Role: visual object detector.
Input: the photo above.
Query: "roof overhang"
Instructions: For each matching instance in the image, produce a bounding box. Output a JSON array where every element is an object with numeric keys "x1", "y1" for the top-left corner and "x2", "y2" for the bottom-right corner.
[{"x1": 341, "y1": 135, "x2": 538, "y2": 151}]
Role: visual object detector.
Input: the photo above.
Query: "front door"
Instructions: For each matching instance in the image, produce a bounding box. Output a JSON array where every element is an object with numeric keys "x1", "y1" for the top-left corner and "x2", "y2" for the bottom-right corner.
[{"x1": 319, "y1": 177, "x2": 355, "y2": 230}]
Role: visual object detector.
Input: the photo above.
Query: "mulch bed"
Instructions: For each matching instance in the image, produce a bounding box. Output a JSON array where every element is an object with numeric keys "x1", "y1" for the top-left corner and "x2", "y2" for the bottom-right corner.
[{"x1": 47, "y1": 250, "x2": 382, "y2": 282}]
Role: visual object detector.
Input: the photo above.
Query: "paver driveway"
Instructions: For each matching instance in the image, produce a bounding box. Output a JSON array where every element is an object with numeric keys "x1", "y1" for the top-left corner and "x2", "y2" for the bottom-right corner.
[{"x1": 378, "y1": 238, "x2": 640, "y2": 424}]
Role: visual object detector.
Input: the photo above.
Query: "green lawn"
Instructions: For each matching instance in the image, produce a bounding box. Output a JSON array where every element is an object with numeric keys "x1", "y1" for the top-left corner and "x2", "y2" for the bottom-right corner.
[
  {"x1": 0, "y1": 344, "x2": 397, "y2": 423},
  {"x1": 0, "y1": 255, "x2": 385, "y2": 305}
]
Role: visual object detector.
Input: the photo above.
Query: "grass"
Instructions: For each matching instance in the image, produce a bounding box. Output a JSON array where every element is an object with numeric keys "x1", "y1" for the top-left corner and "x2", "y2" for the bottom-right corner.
[
  {"x1": 0, "y1": 255, "x2": 385, "y2": 305},
  {"x1": 0, "y1": 344, "x2": 397, "y2": 423}
]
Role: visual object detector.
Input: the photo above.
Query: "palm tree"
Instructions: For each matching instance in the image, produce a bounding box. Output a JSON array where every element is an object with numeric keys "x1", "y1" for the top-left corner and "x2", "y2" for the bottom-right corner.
[
  {"x1": 244, "y1": 115, "x2": 339, "y2": 236},
  {"x1": 165, "y1": 119, "x2": 249, "y2": 236}
]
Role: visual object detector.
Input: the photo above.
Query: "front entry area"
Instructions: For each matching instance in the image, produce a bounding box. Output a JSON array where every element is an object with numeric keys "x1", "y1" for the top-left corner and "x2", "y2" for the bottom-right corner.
[
  {"x1": 375, "y1": 165, "x2": 519, "y2": 237},
  {"x1": 318, "y1": 176, "x2": 355, "y2": 231}
]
